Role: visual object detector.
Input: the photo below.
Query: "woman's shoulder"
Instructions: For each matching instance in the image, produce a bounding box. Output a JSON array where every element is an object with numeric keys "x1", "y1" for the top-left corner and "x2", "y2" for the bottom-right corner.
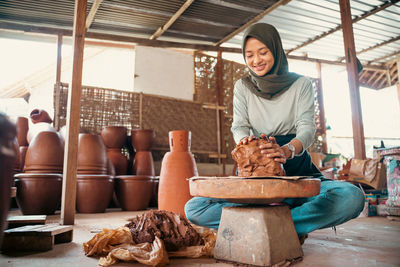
[{"x1": 234, "y1": 78, "x2": 249, "y2": 93}]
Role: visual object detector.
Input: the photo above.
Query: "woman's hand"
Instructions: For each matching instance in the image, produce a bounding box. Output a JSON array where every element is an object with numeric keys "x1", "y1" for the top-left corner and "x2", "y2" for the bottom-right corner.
[
  {"x1": 239, "y1": 135, "x2": 258, "y2": 145},
  {"x1": 259, "y1": 135, "x2": 287, "y2": 163}
]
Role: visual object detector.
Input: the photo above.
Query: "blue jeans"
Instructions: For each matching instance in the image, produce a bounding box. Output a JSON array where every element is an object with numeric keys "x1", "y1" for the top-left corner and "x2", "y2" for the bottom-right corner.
[{"x1": 185, "y1": 180, "x2": 365, "y2": 236}]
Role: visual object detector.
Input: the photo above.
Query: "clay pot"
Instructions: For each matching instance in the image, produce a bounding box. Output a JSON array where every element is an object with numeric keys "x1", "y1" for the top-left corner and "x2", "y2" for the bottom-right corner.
[
  {"x1": 131, "y1": 129, "x2": 156, "y2": 151},
  {"x1": 30, "y1": 109, "x2": 53, "y2": 124},
  {"x1": 24, "y1": 131, "x2": 64, "y2": 173},
  {"x1": 16, "y1": 117, "x2": 29, "y2": 146},
  {"x1": 19, "y1": 146, "x2": 28, "y2": 171},
  {"x1": 76, "y1": 175, "x2": 114, "y2": 213},
  {"x1": 12, "y1": 138, "x2": 21, "y2": 173},
  {"x1": 0, "y1": 114, "x2": 17, "y2": 244},
  {"x1": 133, "y1": 151, "x2": 155, "y2": 176},
  {"x1": 115, "y1": 175, "x2": 153, "y2": 211},
  {"x1": 106, "y1": 149, "x2": 128, "y2": 175},
  {"x1": 148, "y1": 177, "x2": 159, "y2": 208},
  {"x1": 77, "y1": 134, "x2": 107, "y2": 174},
  {"x1": 27, "y1": 122, "x2": 57, "y2": 144},
  {"x1": 14, "y1": 173, "x2": 62, "y2": 215},
  {"x1": 158, "y1": 130, "x2": 198, "y2": 216},
  {"x1": 101, "y1": 126, "x2": 127, "y2": 149}
]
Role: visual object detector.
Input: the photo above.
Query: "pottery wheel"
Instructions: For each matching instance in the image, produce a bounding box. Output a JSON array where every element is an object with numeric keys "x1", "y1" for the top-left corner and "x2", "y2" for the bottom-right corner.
[{"x1": 189, "y1": 176, "x2": 321, "y2": 204}]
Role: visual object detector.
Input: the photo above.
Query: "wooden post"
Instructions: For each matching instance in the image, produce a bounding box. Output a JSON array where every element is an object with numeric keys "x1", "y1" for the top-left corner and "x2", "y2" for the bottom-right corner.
[
  {"x1": 316, "y1": 62, "x2": 328, "y2": 154},
  {"x1": 339, "y1": 0, "x2": 366, "y2": 159},
  {"x1": 61, "y1": 0, "x2": 87, "y2": 225},
  {"x1": 56, "y1": 34, "x2": 62, "y2": 83},
  {"x1": 216, "y1": 48, "x2": 226, "y2": 175}
]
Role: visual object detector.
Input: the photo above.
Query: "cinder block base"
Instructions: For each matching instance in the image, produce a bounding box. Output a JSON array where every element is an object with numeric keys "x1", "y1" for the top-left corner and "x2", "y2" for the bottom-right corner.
[{"x1": 214, "y1": 205, "x2": 303, "y2": 266}]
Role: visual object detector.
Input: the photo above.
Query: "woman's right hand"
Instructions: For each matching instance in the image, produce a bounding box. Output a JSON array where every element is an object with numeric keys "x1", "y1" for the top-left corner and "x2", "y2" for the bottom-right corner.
[{"x1": 239, "y1": 135, "x2": 257, "y2": 145}]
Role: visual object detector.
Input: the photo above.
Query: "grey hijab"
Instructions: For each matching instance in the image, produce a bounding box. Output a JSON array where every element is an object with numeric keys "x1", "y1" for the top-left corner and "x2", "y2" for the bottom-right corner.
[{"x1": 241, "y1": 23, "x2": 301, "y2": 99}]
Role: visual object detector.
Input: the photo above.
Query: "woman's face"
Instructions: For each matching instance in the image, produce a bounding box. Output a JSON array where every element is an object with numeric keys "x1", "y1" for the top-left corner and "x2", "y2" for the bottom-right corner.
[{"x1": 244, "y1": 37, "x2": 274, "y2": 76}]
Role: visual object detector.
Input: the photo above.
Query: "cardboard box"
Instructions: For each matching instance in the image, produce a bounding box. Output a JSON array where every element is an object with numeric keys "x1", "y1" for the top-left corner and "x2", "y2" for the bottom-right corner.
[{"x1": 347, "y1": 162, "x2": 387, "y2": 190}]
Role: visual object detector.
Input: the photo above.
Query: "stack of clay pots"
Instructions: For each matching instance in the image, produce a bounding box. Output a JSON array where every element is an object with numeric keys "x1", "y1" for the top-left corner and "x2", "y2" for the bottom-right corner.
[
  {"x1": 101, "y1": 126, "x2": 128, "y2": 176},
  {"x1": 114, "y1": 129, "x2": 156, "y2": 211},
  {"x1": 15, "y1": 117, "x2": 29, "y2": 173},
  {"x1": 15, "y1": 122, "x2": 64, "y2": 215},
  {"x1": 76, "y1": 133, "x2": 113, "y2": 213}
]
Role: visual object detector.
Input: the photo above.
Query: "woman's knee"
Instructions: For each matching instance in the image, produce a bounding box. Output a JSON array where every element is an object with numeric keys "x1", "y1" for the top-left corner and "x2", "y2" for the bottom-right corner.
[{"x1": 327, "y1": 182, "x2": 365, "y2": 218}]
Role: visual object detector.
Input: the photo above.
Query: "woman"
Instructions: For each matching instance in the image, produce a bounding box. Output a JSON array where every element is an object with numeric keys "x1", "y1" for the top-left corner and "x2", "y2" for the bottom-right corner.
[{"x1": 185, "y1": 23, "x2": 364, "y2": 241}]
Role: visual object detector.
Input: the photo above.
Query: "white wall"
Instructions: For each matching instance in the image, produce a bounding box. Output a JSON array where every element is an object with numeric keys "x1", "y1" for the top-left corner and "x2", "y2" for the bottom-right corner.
[{"x1": 134, "y1": 46, "x2": 194, "y2": 101}]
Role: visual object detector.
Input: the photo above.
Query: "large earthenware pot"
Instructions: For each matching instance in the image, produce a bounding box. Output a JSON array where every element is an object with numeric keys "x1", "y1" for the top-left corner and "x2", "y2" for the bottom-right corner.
[
  {"x1": 0, "y1": 114, "x2": 17, "y2": 244},
  {"x1": 77, "y1": 134, "x2": 107, "y2": 174},
  {"x1": 19, "y1": 146, "x2": 28, "y2": 171},
  {"x1": 14, "y1": 173, "x2": 62, "y2": 215},
  {"x1": 16, "y1": 117, "x2": 29, "y2": 146},
  {"x1": 101, "y1": 126, "x2": 127, "y2": 149},
  {"x1": 76, "y1": 175, "x2": 114, "y2": 213},
  {"x1": 133, "y1": 151, "x2": 155, "y2": 176},
  {"x1": 115, "y1": 175, "x2": 153, "y2": 211},
  {"x1": 12, "y1": 138, "x2": 21, "y2": 173},
  {"x1": 30, "y1": 109, "x2": 53, "y2": 124},
  {"x1": 106, "y1": 148, "x2": 128, "y2": 175},
  {"x1": 27, "y1": 122, "x2": 57, "y2": 144},
  {"x1": 158, "y1": 130, "x2": 198, "y2": 216},
  {"x1": 131, "y1": 129, "x2": 155, "y2": 151},
  {"x1": 24, "y1": 131, "x2": 64, "y2": 173}
]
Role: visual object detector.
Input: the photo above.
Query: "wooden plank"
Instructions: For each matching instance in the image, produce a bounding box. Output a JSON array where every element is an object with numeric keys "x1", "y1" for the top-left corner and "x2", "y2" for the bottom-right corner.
[
  {"x1": 56, "y1": 33, "x2": 62, "y2": 83},
  {"x1": 339, "y1": 0, "x2": 366, "y2": 159},
  {"x1": 7, "y1": 215, "x2": 46, "y2": 228},
  {"x1": 316, "y1": 63, "x2": 328, "y2": 154},
  {"x1": 86, "y1": 0, "x2": 103, "y2": 29},
  {"x1": 150, "y1": 0, "x2": 195, "y2": 40},
  {"x1": 216, "y1": 48, "x2": 225, "y2": 173},
  {"x1": 61, "y1": 0, "x2": 87, "y2": 225}
]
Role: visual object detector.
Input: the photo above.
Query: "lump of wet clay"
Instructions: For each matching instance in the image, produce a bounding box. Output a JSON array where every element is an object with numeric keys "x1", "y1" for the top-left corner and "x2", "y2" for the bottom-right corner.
[
  {"x1": 125, "y1": 210, "x2": 203, "y2": 251},
  {"x1": 232, "y1": 138, "x2": 285, "y2": 177}
]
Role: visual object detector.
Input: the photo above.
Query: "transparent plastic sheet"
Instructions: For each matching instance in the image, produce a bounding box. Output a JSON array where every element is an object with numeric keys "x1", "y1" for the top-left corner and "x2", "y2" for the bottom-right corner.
[{"x1": 83, "y1": 226, "x2": 217, "y2": 266}]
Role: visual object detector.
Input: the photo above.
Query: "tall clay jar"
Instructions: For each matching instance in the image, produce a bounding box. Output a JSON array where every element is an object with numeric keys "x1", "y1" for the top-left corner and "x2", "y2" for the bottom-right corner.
[
  {"x1": 158, "y1": 130, "x2": 198, "y2": 217},
  {"x1": 132, "y1": 129, "x2": 156, "y2": 176}
]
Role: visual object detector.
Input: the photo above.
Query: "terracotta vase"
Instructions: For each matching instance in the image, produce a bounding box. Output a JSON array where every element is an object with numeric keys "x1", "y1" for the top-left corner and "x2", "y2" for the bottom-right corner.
[
  {"x1": 101, "y1": 126, "x2": 127, "y2": 149},
  {"x1": 16, "y1": 117, "x2": 29, "y2": 146},
  {"x1": 106, "y1": 149, "x2": 128, "y2": 175},
  {"x1": 27, "y1": 122, "x2": 57, "y2": 144},
  {"x1": 76, "y1": 175, "x2": 114, "y2": 213},
  {"x1": 14, "y1": 173, "x2": 62, "y2": 215},
  {"x1": 0, "y1": 114, "x2": 17, "y2": 244},
  {"x1": 115, "y1": 175, "x2": 153, "y2": 211},
  {"x1": 24, "y1": 131, "x2": 64, "y2": 173},
  {"x1": 131, "y1": 129, "x2": 155, "y2": 175},
  {"x1": 30, "y1": 109, "x2": 53, "y2": 124},
  {"x1": 133, "y1": 151, "x2": 155, "y2": 176},
  {"x1": 19, "y1": 146, "x2": 28, "y2": 171},
  {"x1": 77, "y1": 134, "x2": 107, "y2": 174},
  {"x1": 131, "y1": 129, "x2": 156, "y2": 151},
  {"x1": 148, "y1": 177, "x2": 159, "y2": 208},
  {"x1": 158, "y1": 130, "x2": 198, "y2": 216}
]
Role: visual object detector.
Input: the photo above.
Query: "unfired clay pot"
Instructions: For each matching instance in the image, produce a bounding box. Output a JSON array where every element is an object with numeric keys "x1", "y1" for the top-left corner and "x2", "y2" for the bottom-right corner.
[
  {"x1": 131, "y1": 129, "x2": 156, "y2": 151},
  {"x1": 24, "y1": 131, "x2": 64, "y2": 173},
  {"x1": 30, "y1": 109, "x2": 53, "y2": 124},
  {"x1": 27, "y1": 122, "x2": 57, "y2": 144},
  {"x1": 101, "y1": 126, "x2": 127, "y2": 149},
  {"x1": 19, "y1": 146, "x2": 28, "y2": 172},
  {"x1": 115, "y1": 175, "x2": 153, "y2": 211},
  {"x1": 0, "y1": 114, "x2": 17, "y2": 244},
  {"x1": 106, "y1": 149, "x2": 128, "y2": 175},
  {"x1": 12, "y1": 138, "x2": 21, "y2": 173},
  {"x1": 133, "y1": 151, "x2": 155, "y2": 176},
  {"x1": 16, "y1": 117, "x2": 29, "y2": 146},
  {"x1": 77, "y1": 134, "x2": 107, "y2": 174},
  {"x1": 14, "y1": 173, "x2": 62, "y2": 215},
  {"x1": 158, "y1": 130, "x2": 198, "y2": 216},
  {"x1": 76, "y1": 175, "x2": 114, "y2": 213}
]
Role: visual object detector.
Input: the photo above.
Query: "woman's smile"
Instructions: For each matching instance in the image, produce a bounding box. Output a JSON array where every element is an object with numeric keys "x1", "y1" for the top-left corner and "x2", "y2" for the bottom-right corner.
[{"x1": 245, "y1": 37, "x2": 274, "y2": 76}]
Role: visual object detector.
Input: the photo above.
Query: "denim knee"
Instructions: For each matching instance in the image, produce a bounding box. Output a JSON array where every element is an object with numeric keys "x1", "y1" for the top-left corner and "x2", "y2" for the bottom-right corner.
[
  {"x1": 331, "y1": 182, "x2": 365, "y2": 220},
  {"x1": 184, "y1": 197, "x2": 211, "y2": 226}
]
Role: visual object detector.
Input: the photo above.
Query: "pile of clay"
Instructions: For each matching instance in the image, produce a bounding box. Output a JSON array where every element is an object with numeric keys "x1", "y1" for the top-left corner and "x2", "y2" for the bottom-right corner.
[
  {"x1": 232, "y1": 138, "x2": 285, "y2": 177},
  {"x1": 125, "y1": 210, "x2": 204, "y2": 251}
]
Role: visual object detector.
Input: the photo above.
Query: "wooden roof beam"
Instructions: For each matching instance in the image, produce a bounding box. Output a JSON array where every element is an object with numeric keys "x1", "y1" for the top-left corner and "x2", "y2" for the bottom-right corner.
[
  {"x1": 371, "y1": 71, "x2": 387, "y2": 88},
  {"x1": 201, "y1": 0, "x2": 263, "y2": 13},
  {"x1": 368, "y1": 50, "x2": 400, "y2": 64},
  {"x1": 86, "y1": 0, "x2": 103, "y2": 29},
  {"x1": 287, "y1": 0, "x2": 397, "y2": 55},
  {"x1": 214, "y1": 0, "x2": 291, "y2": 46},
  {"x1": 339, "y1": 35, "x2": 400, "y2": 61},
  {"x1": 150, "y1": 0, "x2": 195, "y2": 40}
]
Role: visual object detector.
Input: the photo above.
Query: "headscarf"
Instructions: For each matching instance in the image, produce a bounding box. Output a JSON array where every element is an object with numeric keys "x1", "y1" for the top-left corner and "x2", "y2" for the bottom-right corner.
[{"x1": 241, "y1": 23, "x2": 301, "y2": 99}]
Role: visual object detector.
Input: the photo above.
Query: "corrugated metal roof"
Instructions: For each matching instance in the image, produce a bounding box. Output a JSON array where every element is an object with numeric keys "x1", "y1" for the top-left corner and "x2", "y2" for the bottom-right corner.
[{"x1": 0, "y1": 0, "x2": 399, "y2": 89}]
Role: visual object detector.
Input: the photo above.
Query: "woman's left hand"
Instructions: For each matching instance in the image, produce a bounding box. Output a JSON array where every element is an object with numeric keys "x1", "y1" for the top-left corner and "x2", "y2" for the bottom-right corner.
[{"x1": 259, "y1": 135, "x2": 287, "y2": 164}]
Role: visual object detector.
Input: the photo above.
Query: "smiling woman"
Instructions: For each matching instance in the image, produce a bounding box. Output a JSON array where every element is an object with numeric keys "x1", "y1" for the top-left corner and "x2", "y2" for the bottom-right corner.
[{"x1": 244, "y1": 37, "x2": 274, "y2": 76}]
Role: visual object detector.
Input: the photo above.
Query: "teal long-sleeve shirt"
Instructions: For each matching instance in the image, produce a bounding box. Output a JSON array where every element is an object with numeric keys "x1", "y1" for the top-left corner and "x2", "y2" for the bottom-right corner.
[{"x1": 231, "y1": 76, "x2": 316, "y2": 149}]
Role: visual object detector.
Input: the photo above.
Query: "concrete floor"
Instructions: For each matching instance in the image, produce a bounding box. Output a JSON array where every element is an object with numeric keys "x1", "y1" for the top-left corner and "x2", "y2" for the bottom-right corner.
[{"x1": 1, "y1": 209, "x2": 399, "y2": 267}]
